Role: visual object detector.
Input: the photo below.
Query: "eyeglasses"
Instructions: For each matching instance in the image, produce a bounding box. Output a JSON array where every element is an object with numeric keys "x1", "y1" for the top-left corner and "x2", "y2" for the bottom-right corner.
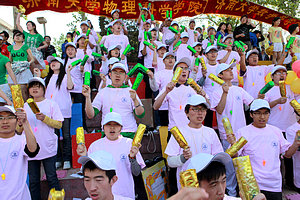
[
  {"x1": 252, "y1": 112, "x2": 270, "y2": 116},
  {"x1": 190, "y1": 107, "x2": 207, "y2": 112},
  {"x1": 274, "y1": 71, "x2": 287, "y2": 75},
  {"x1": 111, "y1": 71, "x2": 125, "y2": 75},
  {"x1": 182, "y1": 67, "x2": 190, "y2": 71},
  {"x1": 0, "y1": 116, "x2": 16, "y2": 121}
]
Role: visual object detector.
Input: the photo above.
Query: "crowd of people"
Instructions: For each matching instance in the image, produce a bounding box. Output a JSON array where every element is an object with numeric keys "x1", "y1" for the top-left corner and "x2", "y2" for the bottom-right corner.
[{"x1": 0, "y1": 5, "x2": 300, "y2": 200}]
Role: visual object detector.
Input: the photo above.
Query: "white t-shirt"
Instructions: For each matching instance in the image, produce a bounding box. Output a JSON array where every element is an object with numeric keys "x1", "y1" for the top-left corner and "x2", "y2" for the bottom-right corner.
[
  {"x1": 0, "y1": 134, "x2": 31, "y2": 200},
  {"x1": 210, "y1": 85, "x2": 254, "y2": 139},
  {"x1": 88, "y1": 136, "x2": 145, "y2": 199},
  {"x1": 156, "y1": 84, "x2": 196, "y2": 129},
  {"x1": 202, "y1": 38, "x2": 217, "y2": 50},
  {"x1": 216, "y1": 50, "x2": 241, "y2": 65},
  {"x1": 104, "y1": 34, "x2": 129, "y2": 56},
  {"x1": 155, "y1": 56, "x2": 165, "y2": 73},
  {"x1": 165, "y1": 125, "x2": 223, "y2": 189},
  {"x1": 175, "y1": 43, "x2": 193, "y2": 62},
  {"x1": 154, "y1": 69, "x2": 173, "y2": 110},
  {"x1": 236, "y1": 124, "x2": 291, "y2": 192},
  {"x1": 265, "y1": 85, "x2": 297, "y2": 132},
  {"x1": 24, "y1": 99, "x2": 64, "y2": 160},
  {"x1": 242, "y1": 65, "x2": 274, "y2": 98},
  {"x1": 187, "y1": 29, "x2": 198, "y2": 46},
  {"x1": 139, "y1": 40, "x2": 162, "y2": 69},
  {"x1": 64, "y1": 57, "x2": 83, "y2": 93},
  {"x1": 286, "y1": 122, "x2": 300, "y2": 188},
  {"x1": 92, "y1": 87, "x2": 143, "y2": 132},
  {"x1": 45, "y1": 74, "x2": 72, "y2": 118}
]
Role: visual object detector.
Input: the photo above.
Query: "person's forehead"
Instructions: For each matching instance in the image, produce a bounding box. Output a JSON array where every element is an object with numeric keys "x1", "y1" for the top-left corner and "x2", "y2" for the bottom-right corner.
[
  {"x1": 84, "y1": 167, "x2": 106, "y2": 176},
  {"x1": 274, "y1": 69, "x2": 286, "y2": 73},
  {"x1": 0, "y1": 111, "x2": 14, "y2": 116},
  {"x1": 81, "y1": 24, "x2": 88, "y2": 27},
  {"x1": 177, "y1": 62, "x2": 188, "y2": 68},
  {"x1": 254, "y1": 108, "x2": 269, "y2": 113},
  {"x1": 165, "y1": 55, "x2": 174, "y2": 59},
  {"x1": 249, "y1": 53, "x2": 258, "y2": 57},
  {"x1": 113, "y1": 22, "x2": 122, "y2": 26},
  {"x1": 112, "y1": 68, "x2": 125, "y2": 72}
]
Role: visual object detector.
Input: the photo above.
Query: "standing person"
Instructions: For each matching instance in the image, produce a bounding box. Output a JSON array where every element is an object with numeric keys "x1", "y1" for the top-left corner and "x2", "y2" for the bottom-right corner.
[
  {"x1": 21, "y1": 77, "x2": 63, "y2": 200},
  {"x1": 235, "y1": 99, "x2": 300, "y2": 200},
  {"x1": 61, "y1": 32, "x2": 73, "y2": 59},
  {"x1": 286, "y1": 99, "x2": 300, "y2": 193},
  {"x1": 74, "y1": 21, "x2": 96, "y2": 52},
  {"x1": 226, "y1": 23, "x2": 233, "y2": 35},
  {"x1": 41, "y1": 36, "x2": 56, "y2": 60},
  {"x1": 233, "y1": 15, "x2": 256, "y2": 50},
  {"x1": 268, "y1": 17, "x2": 284, "y2": 64},
  {"x1": 0, "y1": 51, "x2": 16, "y2": 104},
  {"x1": 202, "y1": 26, "x2": 217, "y2": 50},
  {"x1": 187, "y1": 19, "x2": 199, "y2": 46},
  {"x1": 7, "y1": 30, "x2": 34, "y2": 84},
  {"x1": 216, "y1": 22, "x2": 228, "y2": 41},
  {"x1": 287, "y1": 24, "x2": 300, "y2": 60},
  {"x1": 78, "y1": 150, "x2": 134, "y2": 200},
  {"x1": 16, "y1": 12, "x2": 48, "y2": 69},
  {"x1": 210, "y1": 63, "x2": 253, "y2": 150},
  {"x1": 152, "y1": 43, "x2": 167, "y2": 72},
  {"x1": 173, "y1": 32, "x2": 193, "y2": 61},
  {"x1": 165, "y1": 95, "x2": 223, "y2": 190},
  {"x1": 0, "y1": 106, "x2": 39, "y2": 200},
  {"x1": 0, "y1": 36, "x2": 9, "y2": 58},
  {"x1": 77, "y1": 112, "x2": 145, "y2": 199},
  {"x1": 217, "y1": 35, "x2": 240, "y2": 65},
  {"x1": 164, "y1": 21, "x2": 180, "y2": 51},
  {"x1": 159, "y1": 17, "x2": 173, "y2": 44},
  {"x1": 45, "y1": 56, "x2": 74, "y2": 170},
  {"x1": 83, "y1": 63, "x2": 145, "y2": 139},
  {"x1": 87, "y1": 20, "x2": 99, "y2": 42},
  {"x1": 0, "y1": 30, "x2": 11, "y2": 46},
  {"x1": 110, "y1": 9, "x2": 128, "y2": 35},
  {"x1": 76, "y1": 34, "x2": 94, "y2": 73}
]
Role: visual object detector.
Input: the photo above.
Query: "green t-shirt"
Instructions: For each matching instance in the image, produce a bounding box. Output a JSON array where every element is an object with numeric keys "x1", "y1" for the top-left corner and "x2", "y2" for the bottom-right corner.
[
  {"x1": 7, "y1": 44, "x2": 29, "y2": 62},
  {"x1": 0, "y1": 54, "x2": 10, "y2": 84},
  {"x1": 23, "y1": 31, "x2": 44, "y2": 48}
]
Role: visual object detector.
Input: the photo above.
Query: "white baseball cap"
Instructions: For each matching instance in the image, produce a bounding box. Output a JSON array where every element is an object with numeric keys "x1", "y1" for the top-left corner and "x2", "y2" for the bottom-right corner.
[
  {"x1": 180, "y1": 32, "x2": 189, "y2": 38},
  {"x1": 207, "y1": 26, "x2": 216, "y2": 32},
  {"x1": 111, "y1": 63, "x2": 128, "y2": 73},
  {"x1": 149, "y1": 27, "x2": 157, "y2": 32},
  {"x1": 111, "y1": 9, "x2": 120, "y2": 16},
  {"x1": 80, "y1": 21, "x2": 89, "y2": 27},
  {"x1": 157, "y1": 44, "x2": 167, "y2": 51},
  {"x1": 182, "y1": 152, "x2": 232, "y2": 173},
  {"x1": 216, "y1": 63, "x2": 236, "y2": 75},
  {"x1": 47, "y1": 56, "x2": 64, "y2": 65},
  {"x1": 250, "y1": 99, "x2": 270, "y2": 111},
  {"x1": 76, "y1": 34, "x2": 87, "y2": 42},
  {"x1": 28, "y1": 77, "x2": 46, "y2": 87},
  {"x1": 186, "y1": 94, "x2": 210, "y2": 109},
  {"x1": 102, "y1": 112, "x2": 123, "y2": 126},
  {"x1": 271, "y1": 65, "x2": 287, "y2": 75},
  {"x1": 222, "y1": 34, "x2": 233, "y2": 43},
  {"x1": 163, "y1": 52, "x2": 175, "y2": 60},
  {"x1": 246, "y1": 49, "x2": 259, "y2": 60},
  {"x1": 65, "y1": 42, "x2": 76, "y2": 49},
  {"x1": 205, "y1": 45, "x2": 218, "y2": 54},
  {"x1": 111, "y1": 19, "x2": 123, "y2": 26},
  {"x1": 78, "y1": 150, "x2": 117, "y2": 171},
  {"x1": 145, "y1": 19, "x2": 151, "y2": 24},
  {"x1": 0, "y1": 105, "x2": 16, "y2": 116},
  {"x1": 108, "y1": 57, "x2": 120, "y2": 65},
  {"x1": 174, "y1": 57, "x2": 191, "y2": 69},
  {"x1": 108, "y1": 44, "x2": 122, "y2": 52},
  {"x1": 192, "y1": 42, "x2": 202, "y2": 48},
  {"x1": 171, "y1": 21, "x2": 179, "y2": 26}
]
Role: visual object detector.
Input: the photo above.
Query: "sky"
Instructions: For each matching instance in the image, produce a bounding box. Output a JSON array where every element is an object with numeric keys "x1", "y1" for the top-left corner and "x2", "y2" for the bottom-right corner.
[{"x1": 0, "y1": 5, "x2": 101, "y2": 39}]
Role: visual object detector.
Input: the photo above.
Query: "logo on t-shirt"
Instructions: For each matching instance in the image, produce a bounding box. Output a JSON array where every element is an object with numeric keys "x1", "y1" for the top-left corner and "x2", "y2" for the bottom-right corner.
[
  {"x1": 202, "y1": 143, "x2": 208, "y2": 151},
  {"x1": 10, "y1": 151, "x2": 19, "y2": 159},
  {"x1": 236, "y1": 96, "x2": 241, "y2": 101},
  {"x1": 187, "y1": 93, "x2": 193, "y2": 98},
  {"x1": 258, "y1": 72, "x2": 262, "y2": 76},
  {"x1": 271, "y1": 141, "x2": 278, "y2": 148},
  {"x1": 120, "y1": 154, "x2": 127, "y2": 161},
  {"x1": 121, "y1": 97, "x2": 127, "y2": 103}
]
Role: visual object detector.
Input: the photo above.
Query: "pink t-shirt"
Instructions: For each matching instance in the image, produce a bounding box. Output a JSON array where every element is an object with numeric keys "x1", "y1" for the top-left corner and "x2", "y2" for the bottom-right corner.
[
  {"x1": 139, "y1": 40, "x2": 162, "y2": 69},
  {"x1": 74, "y1": 34, "x2": 96, "y2": 52},
  {"x1": 265, "y1": 85, "x2": 297, "y2": 132},
  {"x1": 187, "y1": 29, "x2": 198, "y2": 46},
  {"x1": 64, "y1": 57, "x2": 83, "y2": 93},
  {"x1": 165, "y1": 124, "x2": 223, "y2": 189},
  {"x1": 156, "y1": 84, "x2": 196, "y2": 129},
  {"x1": 24, "y1": 99, "x2": 64, "y2": 160},
  {"x1": 175, "y1": 43, "x2": 193, "y2": 62},
  {"x1": 154, "y1": 69, "x2": 173, "y2": 110},
  {"x1": 104, "y1": 34, "x2": 130, "y2": 65},
  {"x1": 242, "y1": 65, "x2": 274, "y2": 98},
  {"x1": 202, "y1": 38, "x2": 217, "y2": 50},
  {"x1": 76, "y1": 48, "x2": 94, "y2": 73},
  {"x1": 162, "y1": 27, "x2": 171, "y2": 44},
  {"x1": 236, "y1": 124, "x2": 291, "y2": 192},
  {"x1": 164, "y1": 29, "x2": 176, "y2": 50},
  {"x1": 216, "y1": 50, "x2": 241, "y2": 65},
  {"x1": 155, "y1": 56, "x2": 165, "y2": 73},
  {"x1": 88, "y1": 136, "x2": 145, "y2": 199},
  {"x1": 92, "y1": 87, "x2": 143, "y2": 132},
  {"x1": 0, "y1": 134, "x2": 31, "y2": 200},
  {"x1": 86, "y1": 194, "x2": 134, "y2": 200},
  {"x1": 286, "y1": 122, "x2": 300, "y2": 188},
  {"x1": 210, "y1": 85, "x2": 253, "y2": 139},
  {"x1": 45, "y1": 74, "x2": 72, "y2": 118}
]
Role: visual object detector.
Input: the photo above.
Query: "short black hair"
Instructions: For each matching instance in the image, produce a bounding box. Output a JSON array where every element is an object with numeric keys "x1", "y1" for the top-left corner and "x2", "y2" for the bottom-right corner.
[
  {"x1": 44, "y1": 35, "x2": 51, "y2": 40},
  {"x1": 288, "y1": 24, "x2": 299, "y2": 34},
  {"x1": 272, "y1": 17, "x2": 281, "y2": 26},
  {"x1": 197, "y1": 161, "x2": 226, "y2": 184},
  {"x1": 240, "y1": 15, "x2": 248, "y2": 21},
  {"x1": 28, "y1": 81, "x2": 45, "y2": 95},
  {"x1": 249, "y1": 108, "x2": 270, "y2": 115},
  {"x1": 83, "y1": 161, "x2": 116, "y2": 182},
  {"x1": 0, "y1": 30, "x2": 9, "y2": 39},
  {"x1": 66, "y1": 32, "x2": 73, "y2": 37},
  {"x1": 253, "y1": 30, "x2": 261, "y2": 35},
  {"x1": 13, "y1": 29, "x2": 25, "y2": 39}
]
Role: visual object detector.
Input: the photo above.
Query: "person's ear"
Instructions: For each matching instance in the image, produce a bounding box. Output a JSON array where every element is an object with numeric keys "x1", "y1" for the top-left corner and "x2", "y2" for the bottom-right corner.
[
  {"x1": 250, "y1": 112, "x2": 253, "y2": 119},
  {"x1": 110, "y1": 175, "x2": 118, "y2": 186}
]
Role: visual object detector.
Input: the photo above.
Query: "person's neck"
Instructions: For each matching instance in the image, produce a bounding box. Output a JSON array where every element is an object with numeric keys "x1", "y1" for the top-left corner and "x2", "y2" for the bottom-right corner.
[
  {"x1": 224, "y1": 80, "x2": 232, "y2": 86},
  {"x1": 114, "y1": 32, "x2": 121, "y2": 35},
  {"x1": 292, "y1": 32, "x2": 297, "y2": 36},
  {"x1": 112, "y1": 83, "x2": 122, "y2": 88},
  {"x1": 165, "y1": 65, "x2": 173, "y2": 70},
  {"x1": 53, "y1": 70, "x2": 60, "y2": 74},
  {"x1": 252, "y1": 123, "x2": 266, "y2": 129},
  {"x1": 188, "y1": 122, "x2": 202, "y2": 129},
  {"x1": 274, "y1": 82, "x2": 279, "y2": 86},
  {"x1": 15, "y1": 42, "x2": 23, "y2": 46},
  {"x1": 29, "y1": 30, "x2": 35, "y2": 34},
  {"x1": 104, "y1": 193, "x2": 114, "y2": 200},
  {"x1": 178, "y1": 79, "x2": 186, "y2": 84},
  {"x1": 208, "y1": 60, "x2": 217, "y2": 65},
  {"x1": 34, "y1": 96, "x2": 45, "y2": 102},
  {"x1": 0, "y1": 132, "x2": 15, "y2": 139}
]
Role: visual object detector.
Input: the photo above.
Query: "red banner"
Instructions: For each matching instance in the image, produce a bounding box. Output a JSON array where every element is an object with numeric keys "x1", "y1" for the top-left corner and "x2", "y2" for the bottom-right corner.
[{"x1": 1, "y1": 0, "x2": 300, "y2": 30}]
